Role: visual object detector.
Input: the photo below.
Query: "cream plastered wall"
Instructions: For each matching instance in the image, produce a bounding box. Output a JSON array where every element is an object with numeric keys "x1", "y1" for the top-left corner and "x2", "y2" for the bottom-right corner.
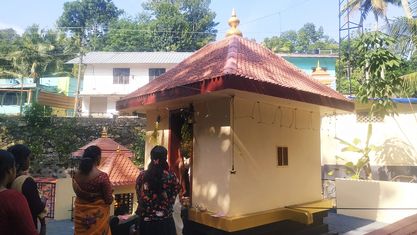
[
  {"x1": 54, "y1": 178, "x2": 76, "y2": 220},
  {"x1": 143, "y1": 97, "x2": 232, "y2": 215},
  {"x1": 192, "y1": 98, "x2": 232, "y2": 215},
  {"x1": 142, "y1": 93, "x2": 324, "y2": 217},
  {"x1": 321, "y1": 105, "x2": 417, "y2": 166},
  {"x1": 145, "y1": 109, "x2": 170, "y2": 167},
  {"x1": 229, "y1": 96, "x2": 323, "y2": 216},
  {"x1": 336, "y1": 178, "x2": 417, "y2": 223}
]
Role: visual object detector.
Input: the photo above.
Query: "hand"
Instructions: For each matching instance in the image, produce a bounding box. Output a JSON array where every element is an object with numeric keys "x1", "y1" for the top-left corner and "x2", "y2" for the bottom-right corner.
[{"x1": 41, "y1": 196, "x2": 48, "y2": 205}]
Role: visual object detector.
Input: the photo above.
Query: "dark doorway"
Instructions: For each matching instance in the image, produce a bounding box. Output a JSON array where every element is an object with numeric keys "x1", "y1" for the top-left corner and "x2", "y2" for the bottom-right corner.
[{"x1": 169, "y1": 107, "x2": 193, "y2": 200}]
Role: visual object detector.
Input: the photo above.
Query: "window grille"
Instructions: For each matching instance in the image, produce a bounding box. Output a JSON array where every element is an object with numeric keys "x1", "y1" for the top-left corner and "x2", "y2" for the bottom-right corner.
[
  {"x1": 277, "y1": 147, "x2": 289, "y2": 166},
  {"x1": 36, "y1": 180, "x2": 56, "y2": 218},
  {"x1": 356, "y1": 112, "x2": 384, "y2": 123},
  {"x1": 149, "y1": 68, "x2": 166, "y2": 82},
  {"x1": 113, "y1": 68, "x2": 130, "y2": 84},
  {"x1": 114, "y1": 193, "x2": 134, "y2": 215}
]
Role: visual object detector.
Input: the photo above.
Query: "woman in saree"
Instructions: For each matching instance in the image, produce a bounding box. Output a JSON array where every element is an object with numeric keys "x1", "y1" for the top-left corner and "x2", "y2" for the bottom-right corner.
[
  {"x1": 8, "y1": 144, "x2": 47, "y2": 235},
  {"x1": 0, "y1": 150, "x2": 38, "y2": 235},
  {"x1": 72, "y1": 145, "x2": 113, "y2": 235}
]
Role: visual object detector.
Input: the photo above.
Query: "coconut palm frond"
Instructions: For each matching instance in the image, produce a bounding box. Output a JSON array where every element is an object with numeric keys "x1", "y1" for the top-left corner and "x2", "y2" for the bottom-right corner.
[
  {"x1": 372, "y1": 0, "x2": 387, "y2": 12},
  {"x1": 0, "y1": 69, "x2": 23, "y2": 78},
  {"x1": 341, "y1": 0, "x2": 362, "y2": 15},
  {"x1": 401, "y1": 72, "x2": 417, "y2": 82},
  {"x1": 400, "y1": 72, "x2": 417, "y2": 95},
  {"x1": 410, "y1": 0, "x2": 417, "y2": 15},
  {"x1": 389, "y1": 17, "x2": 417, "y2": 55}
]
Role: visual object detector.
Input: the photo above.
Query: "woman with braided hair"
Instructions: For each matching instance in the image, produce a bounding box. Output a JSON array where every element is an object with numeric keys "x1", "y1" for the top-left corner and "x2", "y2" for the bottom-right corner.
[
  {"x1": 72, "y1": 145, "x2": 113, "y2": 235},
  {"x1": 135, "y1": 145, "x2": 181, "y2": 235}
]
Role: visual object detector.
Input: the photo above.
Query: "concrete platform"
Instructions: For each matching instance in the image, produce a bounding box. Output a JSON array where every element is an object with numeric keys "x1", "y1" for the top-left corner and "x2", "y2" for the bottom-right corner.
[{"x1": 46, "y1": 211, "x2": 387, "y2": 235}]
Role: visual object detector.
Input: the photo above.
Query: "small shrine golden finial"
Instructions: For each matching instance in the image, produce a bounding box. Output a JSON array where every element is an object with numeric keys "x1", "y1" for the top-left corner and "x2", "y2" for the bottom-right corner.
[
  {"x1": 101, "y1": 127, "x2": 108, "y2": 138},
  {"x1": 226, "y1": 8, "x2": 243, "y2": 37},
  {"x1": 116, "y1": 145, "x2": 120, "y2": 153},
  {"x1": 313, "y1": 60, "x2": 325, "y2": 73}
]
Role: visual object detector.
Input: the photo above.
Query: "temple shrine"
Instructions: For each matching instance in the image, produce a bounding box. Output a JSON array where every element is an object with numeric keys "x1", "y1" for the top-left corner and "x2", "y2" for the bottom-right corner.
[
  {"x1": 116, "y1": 9, "x2": 354, "y2": 234},
  {"x1": 72, "y1": 128, "x2": 139, "y2": 215},
  {"x1": 311, "y1": 60, "x2": 336, "y2": 88}
]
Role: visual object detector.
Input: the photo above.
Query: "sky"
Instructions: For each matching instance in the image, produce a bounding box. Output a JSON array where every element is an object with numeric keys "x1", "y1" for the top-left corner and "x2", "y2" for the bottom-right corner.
[{"x1": 0, "y1": 0, "x2": 405, "y2": 42}]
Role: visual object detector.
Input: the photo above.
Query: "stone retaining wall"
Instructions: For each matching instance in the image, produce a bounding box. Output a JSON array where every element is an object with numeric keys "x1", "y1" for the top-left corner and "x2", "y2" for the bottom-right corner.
[{"x1": 0, "y1": 116, "x2": 146, "y2": 177}]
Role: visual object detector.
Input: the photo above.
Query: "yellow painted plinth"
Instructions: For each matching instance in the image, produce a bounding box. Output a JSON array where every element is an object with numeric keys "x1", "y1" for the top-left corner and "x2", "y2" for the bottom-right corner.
[{"x1": 188, "y1": 199, "x2": 333, "y2": 232}]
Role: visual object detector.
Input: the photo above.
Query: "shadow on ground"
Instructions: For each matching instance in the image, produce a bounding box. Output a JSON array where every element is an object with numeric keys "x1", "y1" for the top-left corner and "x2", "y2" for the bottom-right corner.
[
  {"x1": 325, "y1": 210, "x2": 386, "y2": 235},
  {"x1": 46, "y1": 219, "x2": 73, "y2": 235}
]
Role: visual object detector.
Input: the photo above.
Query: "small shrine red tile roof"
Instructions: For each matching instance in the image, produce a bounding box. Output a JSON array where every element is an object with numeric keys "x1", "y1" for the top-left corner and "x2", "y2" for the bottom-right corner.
[
  {"x1": 116, "y1": 35, "x2": 353, "y2": 112},
  {"x1": 98, "y1": 151, "x2": 139, "y2": 187},
  {"x1": 72, "y1": 137, "x2": 133, "y2": 158},
  {"x1": 72, "y1": 133, "x2": 138, "y2": 187}
]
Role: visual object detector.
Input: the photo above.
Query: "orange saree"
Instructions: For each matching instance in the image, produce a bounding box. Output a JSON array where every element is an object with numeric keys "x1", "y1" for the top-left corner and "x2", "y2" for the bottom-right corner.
[{"x1": 73, "y1": 179, "x2": 111, "y2": 235}]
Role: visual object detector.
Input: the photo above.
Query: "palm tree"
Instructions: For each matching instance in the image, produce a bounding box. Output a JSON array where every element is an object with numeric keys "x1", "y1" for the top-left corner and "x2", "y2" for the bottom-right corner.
[
  {"x1": 342, "y1": 0, "x2": 402, "y2": 28},
  {"x1": 388, "y1": 1, "x2": 417, "y2": 96},
  {"x1": 401, "y1": 0, "x2": 413, "y2": 18}
]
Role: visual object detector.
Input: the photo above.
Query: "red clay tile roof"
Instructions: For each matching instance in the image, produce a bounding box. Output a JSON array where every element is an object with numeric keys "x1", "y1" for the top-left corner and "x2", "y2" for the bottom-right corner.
[
  {"x1": 72, "y1": 138, "x2": 132, "y2": 157},
  {"x1": 98, "y1": 152, "x2": 139, "y2": 187},
  {"x1": 72, "y1": 137, "x2": 138, "y2": 187},
  {"x1": 117, "y1": 35, "x2": 353, "y2": 112}
]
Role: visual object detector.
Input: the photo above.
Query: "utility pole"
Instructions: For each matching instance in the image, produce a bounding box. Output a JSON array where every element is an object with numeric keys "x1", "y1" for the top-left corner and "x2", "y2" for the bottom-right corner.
[
  {"x1": 73, "y1": 40, "x2": 83, "y2": 117},
  {"x1": 19, "y1": 76, "x2": 24, "y2": 116},
  {"x1": 339, "y1": 0, "x2": 362, "y2": 96}
]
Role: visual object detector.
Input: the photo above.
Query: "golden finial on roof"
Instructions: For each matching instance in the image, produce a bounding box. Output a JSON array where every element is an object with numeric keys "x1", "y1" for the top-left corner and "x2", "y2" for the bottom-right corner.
[
  {"x1": 311, "y1": 59, "x2": 334, "y2": 86},
  {"x1": 312, "y1": 60, "x2": 328, "y2": 75},
  {"x1": 101, "y1": 127, "x2": 108, "y2": 138},
  {"x1": 116, "y1": 145, "x2": 120, "y2": 153},
  {"x1": 226, "y1": 8, "x2": 243, "y2": 37}
]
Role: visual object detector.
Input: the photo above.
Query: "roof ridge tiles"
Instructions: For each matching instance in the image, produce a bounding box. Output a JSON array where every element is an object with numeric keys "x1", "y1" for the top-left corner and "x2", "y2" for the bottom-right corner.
[{"x1": 223, "y1": 36, "x2": 239, "y2": 75}]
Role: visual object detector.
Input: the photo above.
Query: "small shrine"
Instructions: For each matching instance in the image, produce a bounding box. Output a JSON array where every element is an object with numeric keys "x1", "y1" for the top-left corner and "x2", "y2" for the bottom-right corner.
[
  {"x1": 72, "y1": 128, "x2": 140, "y2": 215},
  {"x1": 116, "y1": 9, "x2": 353, "y2": 234},
  {"x1": 311, "y1": 60, "x2": 336, "y2": 88}
]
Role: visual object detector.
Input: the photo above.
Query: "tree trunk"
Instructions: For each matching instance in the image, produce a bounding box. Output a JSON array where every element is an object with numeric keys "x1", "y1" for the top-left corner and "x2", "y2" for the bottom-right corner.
[{"x1": 401, "y1": 0, "x2": 413, "y2": 19}]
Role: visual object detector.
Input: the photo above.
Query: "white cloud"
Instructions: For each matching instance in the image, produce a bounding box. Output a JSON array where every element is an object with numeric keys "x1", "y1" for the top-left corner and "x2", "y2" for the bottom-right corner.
[{"x1": 0, "y1": 22, "x2": 24, "y2": 35}]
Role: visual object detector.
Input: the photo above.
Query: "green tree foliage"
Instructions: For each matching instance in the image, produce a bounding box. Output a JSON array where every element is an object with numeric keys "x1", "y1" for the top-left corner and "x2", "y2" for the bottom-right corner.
[
  {"x1": 57, "y1": 0, "x2": 123, "y2": 51},
  {"x1": 262, "y1": 23, "x2": 338, "y2": 53},
  {"x1": 336, "y1": 38, "x2": 363, "y2": 94},
  {"x1": 263, "y1": 36, "x2": 293, "y2": 53},
  {"x1": 342, "y1": 0, "x2": 401, "y2": 27},
  {"x1": 139, "y1": 0, "x2": 218, "y2": 51},
  {"x1": 0, "y1": 29, "x2": 20, "y2": 75},
  {"x1": 330, "y1": 123, "x2": 381, "y2": 179},
  {"x1": 354, "y1": 31, "x2": 402, "y2": 116},
  {"x1": 296, "y1": 23, "x2": 324, "y2": 52},
  {"x1": 1, "y1": 25, "x2": 73, "y2": 82},
  {"x1": 104, "y1": 17, "x2": 153, "y2": 51}
]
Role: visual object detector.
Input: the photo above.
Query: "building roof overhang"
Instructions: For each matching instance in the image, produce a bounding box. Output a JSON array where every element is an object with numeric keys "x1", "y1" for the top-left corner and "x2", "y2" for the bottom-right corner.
[{"x1": 116, "y1": 35, "x2": 353, "y2": 113}]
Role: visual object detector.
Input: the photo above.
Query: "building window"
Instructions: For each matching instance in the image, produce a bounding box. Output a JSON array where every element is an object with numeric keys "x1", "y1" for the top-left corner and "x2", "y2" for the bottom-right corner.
[
  {"x1": 113, "y1": 68, "x2": 130, "y2": 84},
  {"x1": 277, "y1": 147, "x2": 289, "y2": 166},
  {"x1": 149, "y1": 68, "x2": 166, "y2": 82},
  {"x1": 114, "y1": 193, "x2": 134, "y2": 215},
  {"x1": 2, "y1": 92, "x2": 19, "y2": 105}
]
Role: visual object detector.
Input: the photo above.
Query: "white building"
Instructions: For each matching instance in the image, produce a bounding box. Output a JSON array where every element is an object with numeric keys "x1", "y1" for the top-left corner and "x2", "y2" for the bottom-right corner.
[{"x1": 67, "y1": 52, "x2": 192, "y2": 117}]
